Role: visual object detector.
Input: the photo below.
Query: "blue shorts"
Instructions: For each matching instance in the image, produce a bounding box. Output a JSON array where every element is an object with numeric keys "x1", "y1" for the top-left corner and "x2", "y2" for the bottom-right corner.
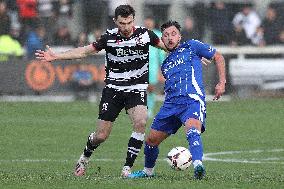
[{"x1": 151, "y1": 97, "x2": 206, "y2": 135}]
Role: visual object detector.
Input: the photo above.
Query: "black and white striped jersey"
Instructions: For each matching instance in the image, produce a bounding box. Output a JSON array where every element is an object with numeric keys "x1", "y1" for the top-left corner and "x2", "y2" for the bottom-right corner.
[{"x1": 92, "y1": 26, "x2": 160, "y2": 92}]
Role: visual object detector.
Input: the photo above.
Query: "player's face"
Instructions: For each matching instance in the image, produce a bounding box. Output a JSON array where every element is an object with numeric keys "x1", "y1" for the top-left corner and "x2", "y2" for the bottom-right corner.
[
  {"x1": 114, "y1": 15, "x2": 135, "y2": 38},
  {"x1": 144, "y1": 18, "x2": 155, "y2": 30},
  {"x1": 162, "y1": 26, "x2": 181, "y2": 51}
]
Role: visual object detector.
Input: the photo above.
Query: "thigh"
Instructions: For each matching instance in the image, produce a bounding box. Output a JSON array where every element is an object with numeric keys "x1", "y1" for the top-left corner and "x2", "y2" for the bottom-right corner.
[
  {"x1": 98, "y1": 88, "x2": 125, "y2": 122},
  {"x1": 127, "y1": 105, "x2": 148, "y2": 124},
  {"x1": 179, "y1": 100, "x2": 206, "y2": 133},
  {"x1": 151, "y1": 103, "x2": 182, "y2": 135}
]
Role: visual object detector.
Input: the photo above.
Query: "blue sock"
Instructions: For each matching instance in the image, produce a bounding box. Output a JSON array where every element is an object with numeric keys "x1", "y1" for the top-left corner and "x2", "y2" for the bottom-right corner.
[
  {"x1": 144, "y1": 143, "x2": 159, "y2": 168},
  {"x1": 186, "y1": 127, "x2": 203, "y2": 161}
]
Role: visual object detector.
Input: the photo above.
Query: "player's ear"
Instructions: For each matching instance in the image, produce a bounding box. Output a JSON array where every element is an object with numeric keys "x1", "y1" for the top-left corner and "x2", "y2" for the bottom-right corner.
[{"x1": 113, "y1": 18, "x2": 116, "y2": 23}]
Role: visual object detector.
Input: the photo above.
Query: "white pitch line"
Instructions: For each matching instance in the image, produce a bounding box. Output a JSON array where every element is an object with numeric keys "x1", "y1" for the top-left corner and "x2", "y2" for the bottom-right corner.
[
  {"x1": 0, "y1": 159, "x2": 118, "y2": 163},
  {"x1": 1, "y1": 158, "x2": 283, "y2": 164},
  {"x1": 0, "y1": 149, "x2": 283, "y2": 164},
  {"x1": 204, "y1": 149, "x2": 284, "y2": 156},
  {"x1": 203, "y1": 148, "x2": 284, "y2": 164}
]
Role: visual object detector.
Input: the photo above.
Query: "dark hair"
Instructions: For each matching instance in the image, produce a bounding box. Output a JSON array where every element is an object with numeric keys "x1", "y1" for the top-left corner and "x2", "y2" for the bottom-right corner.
[
  {"x1": 161, "y1": 20, "x2": 181, "y2": 32},
  {"x1": 115, "y1": 5, "x2": 135, "y2": 19}
]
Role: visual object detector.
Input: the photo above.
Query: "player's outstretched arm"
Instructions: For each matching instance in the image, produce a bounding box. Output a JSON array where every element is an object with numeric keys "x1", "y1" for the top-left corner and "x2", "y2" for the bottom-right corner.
[
  {"x1": 155, "y1": 40, "x2": 168, "y2": 52},
  {"x1": 35, "y1": 44, "x2": 98, "y2": 62},
  {"x1": 212, "y1": 51, "x2": 226, "y2": 100}
]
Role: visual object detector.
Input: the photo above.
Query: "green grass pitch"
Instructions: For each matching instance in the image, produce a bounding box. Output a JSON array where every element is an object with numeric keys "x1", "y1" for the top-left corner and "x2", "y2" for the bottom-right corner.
[{"x1": 1, "y1": 98, "x2": 284, "y2": 189}]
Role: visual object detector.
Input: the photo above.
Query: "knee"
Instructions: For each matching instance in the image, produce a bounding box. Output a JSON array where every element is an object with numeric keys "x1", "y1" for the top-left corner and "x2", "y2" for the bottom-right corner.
[
  {"x1": 186, "y1": 125, "x2": 202, "y2": 134},
  {"x1": 146, "y1": 136, "x2": 160, "y2": 146},
  {"x1": 185, "y1": 118, "x2": 202, "y2": 133},
  {"x1": 134, "y1": 118, "x2": 147, "y2": 132},
  {"x1": 138, "y1": 118, "x2": 147, "y2": 128}
]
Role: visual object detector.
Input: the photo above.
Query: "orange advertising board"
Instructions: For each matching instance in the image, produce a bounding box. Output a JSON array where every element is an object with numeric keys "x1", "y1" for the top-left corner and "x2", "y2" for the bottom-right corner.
[{"x1": 25, "y1": 61, "x2": 106, "y2": 91}]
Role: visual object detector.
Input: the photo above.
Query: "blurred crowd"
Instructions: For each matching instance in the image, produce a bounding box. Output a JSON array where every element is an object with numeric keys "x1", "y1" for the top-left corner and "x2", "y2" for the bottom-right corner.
[
  {"x1": 183, "y1": 2, "x2": 284, "y2": 46},
  {"x1": 1, "y1": 0, "x2": 284, "y2": 61},
  {"x1": 0, "y1": 0, "x2": 79, "y2": 60}
]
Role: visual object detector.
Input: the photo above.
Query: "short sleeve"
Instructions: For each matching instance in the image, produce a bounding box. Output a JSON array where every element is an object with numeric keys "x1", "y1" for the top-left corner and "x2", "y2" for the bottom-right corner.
[
  {"x1": 92, "y1": 33, "x2": 108, "y2": 51},
  {"x1": 189, "y1": 39, "x2": 216, "y2": 60},
  {"x1": 148, "y1": 29, "x2": 160, "y2": 46}
]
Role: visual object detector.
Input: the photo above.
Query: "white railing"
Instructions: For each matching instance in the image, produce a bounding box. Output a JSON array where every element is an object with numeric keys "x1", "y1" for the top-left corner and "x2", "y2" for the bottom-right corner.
[
  {"x1": 215, "y1": 45, "x2": 284, "y2": 57},
  {"x1": 218, "y1": 45, "x2": 284, "y2": 90}
]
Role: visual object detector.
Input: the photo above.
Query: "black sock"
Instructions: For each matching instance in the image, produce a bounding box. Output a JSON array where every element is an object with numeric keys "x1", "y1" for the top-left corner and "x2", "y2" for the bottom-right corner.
[
  {"x1": 124, "y1": 132, "x2": 144, "y2": 167},
  {"x1": 83, "y1": 133, "x2": 100, "y2": 158}
]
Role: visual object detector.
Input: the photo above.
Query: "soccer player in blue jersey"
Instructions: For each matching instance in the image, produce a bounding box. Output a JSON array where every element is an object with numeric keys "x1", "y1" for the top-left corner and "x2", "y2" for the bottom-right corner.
[{"x1": 128, "y1": 20, "x2": 226, "y2": 179}]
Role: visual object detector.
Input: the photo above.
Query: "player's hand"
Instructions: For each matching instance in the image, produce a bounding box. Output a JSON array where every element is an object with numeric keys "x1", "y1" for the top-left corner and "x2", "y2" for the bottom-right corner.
[
  {"x1": 201, "y1": 57, "x2": 211, "y2": 66},
  {"x1": 213, "y1": 81, "x2": 226, "y2": 101},
  {"x1": 35, "y1": 45, "x2": 57, "y2": 62}
]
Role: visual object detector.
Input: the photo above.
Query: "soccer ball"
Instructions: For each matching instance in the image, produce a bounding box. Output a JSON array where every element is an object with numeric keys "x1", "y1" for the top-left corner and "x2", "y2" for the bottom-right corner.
[{"x1": 166, "y1": 147, "x2": 192, "y2": 171}]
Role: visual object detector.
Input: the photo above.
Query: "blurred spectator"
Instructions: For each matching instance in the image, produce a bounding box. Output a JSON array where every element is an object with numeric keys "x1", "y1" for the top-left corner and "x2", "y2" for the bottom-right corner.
[
  {"x1": 37, "y1": 0, "x2": 56, "y2": 44},
  {"x1": 144, "y1": 16, "x2": 161, "y2": 35},
  {"x1": 83, "y1": 0, "x2": 97, "y2": 32},
  {"x1": 71, "y1": 64, "x2": 94, "y2": 100},
  {"x1": 38, "y1": 0, "x2": 54, "y2": 19},
  {"x1": 191, "y1": 2, "x2": 207, "y2": 40},
  {"x1": 0, "y1": 1, "x2": 11, "y2": 36},
  {"x1": 232, "y1": 4, "x2": 261, "y2": 44},
  {"x1": 84, "y1": 0, "x2": 107, "y2": 32},
  {"x1": 231, "y1": 24, "x2": 250, "y2": 46},
  {"x1": 75, "y1": 32, "x2": 88, "y2": 47},
  {"x1": 262, "y1": 6, "x2": 282, "y2": 45},
  {"x1": 53, "y1": 25, "x2": 73, "y2": 46},
  {"x1": 6, "y1": 0, "x2": 21, "y2": 33},
  {"x1": 209, "y1": 1, "x2": 232, "y2": 45},
  {"x1": 10, "y1": 27, "x2": 21, "y2": 42},
  {"x1": 251, "y1": 26, "x2": 265, "y2": 46},
  {"x1": 16, "y1": 0, "x2": 39, "y2": 36},
  {"x1": 87, "y1": 28, "x2": 102, "y2": 43},
  {"x1": 25, "y1": 25, "x2": 46, "y2": 59},
  {"x1": 53, "y1": 0, "x2": 73, "y2": 28},
  {"x1": 180, "y1": 16, "x2": 199, "y2": 43},
  {"x1": 0, "y1": 31, "x2": 24, "y2": 61},
  {"x1": 279, "y1": 30, "x2": 284, "y2": 44},
  {"x1": 143, "y1": 17, "x2": 166, "y2": 118}
]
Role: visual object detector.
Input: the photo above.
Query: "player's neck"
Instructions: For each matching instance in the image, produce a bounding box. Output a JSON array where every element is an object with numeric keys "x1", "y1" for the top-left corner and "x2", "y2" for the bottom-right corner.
[{"x1": 120, "y1": 32, "x2": 133, "y2": 38}]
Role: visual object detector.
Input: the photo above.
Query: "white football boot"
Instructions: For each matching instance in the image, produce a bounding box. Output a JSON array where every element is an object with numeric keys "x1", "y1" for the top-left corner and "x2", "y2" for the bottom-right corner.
[
  {"x1": 121, "y1": 166, "x2": 132, "y2": 178},
  {"x1": 74, "y1": 154, "x2": 89, "y2": 176}
]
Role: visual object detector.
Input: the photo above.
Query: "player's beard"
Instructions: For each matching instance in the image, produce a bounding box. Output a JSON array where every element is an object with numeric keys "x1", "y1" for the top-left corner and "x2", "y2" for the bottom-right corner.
[{"x1": 120, "y1": 29, "x2": 132, "y2": 38}]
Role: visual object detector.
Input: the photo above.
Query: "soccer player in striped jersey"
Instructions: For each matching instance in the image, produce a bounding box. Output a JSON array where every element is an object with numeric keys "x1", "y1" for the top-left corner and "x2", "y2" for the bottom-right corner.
[
  {"x1": 127, "y1": 20, "x2": 226, "y2": 179},
  {"x1": 35, "y1": 5, "x2": 166, "y2": 177}
]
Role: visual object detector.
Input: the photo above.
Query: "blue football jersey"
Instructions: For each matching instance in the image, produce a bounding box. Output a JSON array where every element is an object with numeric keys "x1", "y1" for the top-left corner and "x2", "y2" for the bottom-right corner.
[{"x1": 161, "y1": 39, "x2": 216, "y2": 101}]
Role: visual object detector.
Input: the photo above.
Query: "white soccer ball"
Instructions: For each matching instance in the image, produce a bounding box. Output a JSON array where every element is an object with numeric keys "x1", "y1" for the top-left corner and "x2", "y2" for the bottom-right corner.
[{"x1": 166, "y1": 147, "x2": 192, "y2": 171}]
